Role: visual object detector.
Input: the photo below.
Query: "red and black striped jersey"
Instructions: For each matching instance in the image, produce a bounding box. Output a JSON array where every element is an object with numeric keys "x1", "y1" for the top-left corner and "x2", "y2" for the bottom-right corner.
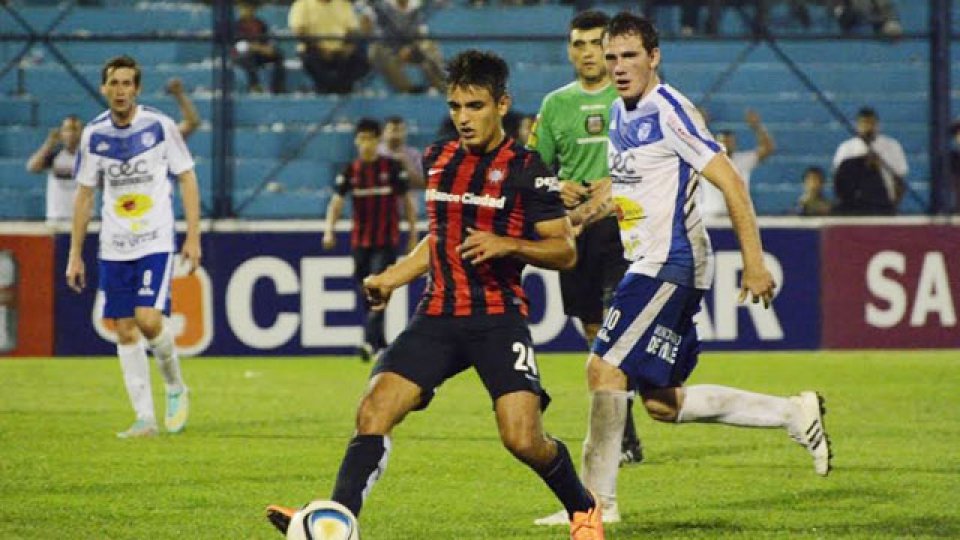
[
  {"x1": 419, "y1": 137, "x2": 566, "y2": 317},
  {"x1": 335, "y1": 156, "x2": 409, "y2": 249}
]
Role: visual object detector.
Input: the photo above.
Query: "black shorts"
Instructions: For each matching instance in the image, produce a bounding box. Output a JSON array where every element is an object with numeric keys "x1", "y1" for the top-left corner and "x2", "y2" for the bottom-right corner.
[
  {"x1": 352, "y1": 246, "x2": 397, "y2": 283},
  {"x1": 559, "y1": 216, "x2": 629, "y2": 325},
  {"x1": 372, "y1": 311, "x2": 551, "y2": 411}
]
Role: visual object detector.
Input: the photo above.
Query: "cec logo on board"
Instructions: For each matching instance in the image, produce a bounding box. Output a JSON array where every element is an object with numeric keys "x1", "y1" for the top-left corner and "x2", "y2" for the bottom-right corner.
[{"x1": 92, "y1": 255, "x2": 214, "y2": 355}]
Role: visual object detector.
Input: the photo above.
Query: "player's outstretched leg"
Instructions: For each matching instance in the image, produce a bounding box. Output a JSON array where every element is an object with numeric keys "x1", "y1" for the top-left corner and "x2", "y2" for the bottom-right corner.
[{"x1": 672, "y1": 384, "x2": 832, "y2": 476}]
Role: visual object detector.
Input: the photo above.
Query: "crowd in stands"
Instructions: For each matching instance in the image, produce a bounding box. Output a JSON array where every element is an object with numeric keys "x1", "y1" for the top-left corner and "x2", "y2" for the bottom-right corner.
[{"x1": 15, "y1": 0, "x2": 958, "y2": 218}]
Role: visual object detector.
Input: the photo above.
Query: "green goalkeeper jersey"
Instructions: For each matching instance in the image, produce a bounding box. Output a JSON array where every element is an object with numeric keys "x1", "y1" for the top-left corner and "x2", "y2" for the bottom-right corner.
[{"x1": 527, "y1": 81, "x2": 618, "y2": 185}]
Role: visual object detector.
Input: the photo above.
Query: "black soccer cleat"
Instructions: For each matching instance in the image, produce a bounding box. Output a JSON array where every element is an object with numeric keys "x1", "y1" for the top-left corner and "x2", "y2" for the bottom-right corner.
[
  {"x1": 265, "y1": 504, "x2": 296, "y2": 535},
  {"x1": 619, "y1": 440, "x2": 644, "y2": 467}
]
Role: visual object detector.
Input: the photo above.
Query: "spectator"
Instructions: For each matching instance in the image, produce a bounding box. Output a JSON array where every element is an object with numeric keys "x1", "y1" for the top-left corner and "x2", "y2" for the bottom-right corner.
[
  {"x1": 234, "y1": 1, "x2": 286, "y2": 94},
  {"x1": 378, "y1": 116, "x2": 424, "y2": 188},
  {"x1": 831, "y1": 106, "x2": 907, "y2": 215},
  {"x1": 165, "y1": 78, "x2": 201, "y2": 138},
  {"x1": 701, "y1": 108, "x2": 775, "y2": 218},
  {"x1": 289, "y1": 0, "x2": 371, "y2": 94},
  {"x1": 363, "y1": 0, "x2": 444, "y2": 93},
  {"x1": 25, "y1": 115, "x2": 83, "y2": 227},
  {"x1": 378, "y1": 116, "x2": 425, "y2": 217},
  {"x1": 796, "y1": 166, "x2": 831, "y2": 216},
  {"x1": 830, "y1": 0, "x2": 902, "y2": 38}
]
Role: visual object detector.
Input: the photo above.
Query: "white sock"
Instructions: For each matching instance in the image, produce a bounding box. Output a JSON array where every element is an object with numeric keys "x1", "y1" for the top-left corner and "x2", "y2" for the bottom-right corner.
[
  {"x1": 118, "y1": 341, "x2": 155, "y2": 423},
  {"x1": 582, "y1": 390, "x2": 629, "y2": 506},
  {"x1": 149, "y1": 322, "x2": 185, "y2": 394},
  {"x1": 677, "y1": 384, "x2": 793, "y2": 428}
]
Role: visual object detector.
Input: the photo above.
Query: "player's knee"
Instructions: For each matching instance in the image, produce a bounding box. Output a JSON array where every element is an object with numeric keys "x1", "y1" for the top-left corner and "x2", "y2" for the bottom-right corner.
[
  {"x1": 500, "y1": 429, "x2": 542, "y2": 464},
  {"x1": 643, "y1": 397, "x2": 679, "y2": 423}
]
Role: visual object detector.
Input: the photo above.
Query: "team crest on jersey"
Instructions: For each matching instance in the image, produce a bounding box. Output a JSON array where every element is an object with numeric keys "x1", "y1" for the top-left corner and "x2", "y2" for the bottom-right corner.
[
  {"x1": 96, "y1": 141, "x2": 110, "y2": 153},
  {"x1": 487, "y1": 167, "x2": 505, "y2": 184},
  {"x1": 379, "y1": 171, "x2": 390, "y2": 182},
  {"x1": 141, "y1": 132, "x2": 156, "y2": 148},
  {"x1": 585, "y1": 114, "x2": 605, "y2": 135},
  {"x1": 637, "y1": 121, "x2": 653, "y2": 141}
]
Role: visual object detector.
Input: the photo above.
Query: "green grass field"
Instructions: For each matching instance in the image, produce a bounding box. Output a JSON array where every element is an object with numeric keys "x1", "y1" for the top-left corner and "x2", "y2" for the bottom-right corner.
[{"x1": 1, "y1": 351, "x2": 959, "y2": 539}]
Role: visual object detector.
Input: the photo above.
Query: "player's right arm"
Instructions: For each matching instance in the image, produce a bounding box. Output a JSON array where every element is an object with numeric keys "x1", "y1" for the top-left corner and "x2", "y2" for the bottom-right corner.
[
  {"x1": 26, "y1": 128, "x2": 59, "y2": 173},
  {"x1": 362, "y1": 235, "x2": 431, "y2": 311},
  {"x1": 66, "y1": 126, "x2": 97, "y2": 292},
  {"x1": 66, "y1": 184, "x2": 94, "y2": 292},
  {"x1": 324, "y1": 168, "x2": 352, "y2": 250}
]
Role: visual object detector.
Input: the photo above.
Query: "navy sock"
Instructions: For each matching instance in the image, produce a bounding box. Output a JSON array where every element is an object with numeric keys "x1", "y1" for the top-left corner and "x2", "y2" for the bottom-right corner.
[
  {"x1": 536, "y1": 438, "x2": 594, "y2": 518},
  {"x1": 330, "y1": 434, "x2": 391, "y2": 517}
]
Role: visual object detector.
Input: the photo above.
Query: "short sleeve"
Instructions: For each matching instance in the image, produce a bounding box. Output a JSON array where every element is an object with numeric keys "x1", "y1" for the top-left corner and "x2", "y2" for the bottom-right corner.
[
  {"x1": 518, "y1": 152, "x2": 566, "y2": 223},
  {"x1": 335, "y1": 164, "x2": 352, "y2": 196},
  {"x1": 661, "y1": 107, "x2": 720, "y2": 173},
  {"x1": 164, "y1": 117, "x2": 195, "y2": 176},
  {"x1": 73, "y1": 127, "x2": 99, "y2": 187}
]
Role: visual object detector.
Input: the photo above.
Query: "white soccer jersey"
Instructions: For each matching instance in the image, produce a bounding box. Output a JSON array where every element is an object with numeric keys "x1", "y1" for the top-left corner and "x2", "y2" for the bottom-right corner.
[
  {"x1": 607, "y1": 83, "x2": 720, "y2": 290},
  {"x1": 74, "y1": 105, "x2": 194, "y2": 261}
]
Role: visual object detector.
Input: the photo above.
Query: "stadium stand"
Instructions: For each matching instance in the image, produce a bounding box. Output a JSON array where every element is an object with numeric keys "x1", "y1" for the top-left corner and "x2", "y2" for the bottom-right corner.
[{"x1": 0, "y1": 1, "x2": 955, "y2": 219}]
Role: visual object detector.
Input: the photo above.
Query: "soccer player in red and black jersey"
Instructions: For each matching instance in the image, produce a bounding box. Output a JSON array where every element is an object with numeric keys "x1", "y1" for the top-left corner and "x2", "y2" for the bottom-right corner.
[
  {"x1": 267, "y1": 50, "x2": 605, "y2": 540},
  {"x1": 323, "y1": 118, "x2": 417, "y2": 361}
]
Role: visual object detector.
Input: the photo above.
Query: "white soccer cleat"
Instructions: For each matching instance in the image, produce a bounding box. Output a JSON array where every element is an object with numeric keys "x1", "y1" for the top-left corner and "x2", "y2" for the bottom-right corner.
[
  {"x1": 790, "y1": 391, "x2": 832, "y2": 476},
  {"x1": 164, "y1": 387, "x2": 189, "y2": 433},
  {"x1": 116, "y1": 419, "x2": 159, "y2": 439},
  {"x1": 534, "y1": 500, "x2": 620, "y2": 526}
]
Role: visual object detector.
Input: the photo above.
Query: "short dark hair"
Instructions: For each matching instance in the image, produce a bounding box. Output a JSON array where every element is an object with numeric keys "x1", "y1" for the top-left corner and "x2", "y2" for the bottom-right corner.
[
  {"x1": 101, "y1": 55, "x2": 141, "y2": 87},
  {"x1": 804, "y1": 166, "x2": 825, "y2": 179},
  {"x1": 355, "y1": 117, "x2": 382, "y2": 137},
  {"x1": 445, "y1": 50, "x2": 509, "y2": 101},
  {"x1": 857, "y1": 107, "x2": 877, "y2": 119},
  {"x1": 384, "y1": 116, "x2": 405, "y2": 126},
  {"x1": 570, "y1": 10, "x2": 610, "y2": 32},
  {"x1": 606, "y1": 12, "x2": 659, "y2": 53}
]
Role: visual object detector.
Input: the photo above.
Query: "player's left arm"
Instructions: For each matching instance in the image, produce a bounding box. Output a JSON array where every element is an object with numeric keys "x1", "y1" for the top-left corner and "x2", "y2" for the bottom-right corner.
[
  {"x1": 363, "y1": 234, "x2": 431, "y2": 310},
  {"x1": 701, "y1": 153, "x2": 774, "y2": 307},
  {"x1": 177, "y1": 169, "x2": 202, "y2": 274}
]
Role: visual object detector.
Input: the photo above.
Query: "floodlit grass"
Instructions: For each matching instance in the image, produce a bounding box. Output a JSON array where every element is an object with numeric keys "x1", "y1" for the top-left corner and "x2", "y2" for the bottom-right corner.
[{"x1": 1, "y1": 351, "x2": 958, "y2": 539}]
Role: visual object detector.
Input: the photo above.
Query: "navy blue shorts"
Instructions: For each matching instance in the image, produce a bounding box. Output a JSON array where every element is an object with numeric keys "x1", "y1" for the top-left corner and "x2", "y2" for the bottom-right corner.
[
  {"x1": 591, "y1": 273, "x2": 704, "y2": 390},
  {"x1": 99, "y1": 252, "x2": 173, "y2": 319}
]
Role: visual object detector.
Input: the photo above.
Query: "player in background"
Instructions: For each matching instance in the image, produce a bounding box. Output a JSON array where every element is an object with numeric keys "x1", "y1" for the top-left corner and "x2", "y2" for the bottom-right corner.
[
  {"x1": 268, "y1": 50, "x2": 605, "y2": 540},
  {"x1": 66, "y1": 55, "x2": 202, "y2": 439},
  {"x1": 323, "y1": 118, "x2": 418, "y2": 362},
  {"x1": 527, "y1": 11, "x2": 645, "y2": 495},
  {"x1": 26, "y1": 115, "x2": 84, "y2": 228},
  {"x1": 537, "y1": 12, "x2": 832, "y2": 523}
]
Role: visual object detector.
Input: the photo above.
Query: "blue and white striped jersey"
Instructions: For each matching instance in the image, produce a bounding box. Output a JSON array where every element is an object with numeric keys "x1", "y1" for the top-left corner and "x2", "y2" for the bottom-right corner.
[
  {"x1": 74, "y1": 105, "x2": 194, "y2": 261},
  {"x1": 607, "y1": 83, "x2": 720, "y2": 290}
]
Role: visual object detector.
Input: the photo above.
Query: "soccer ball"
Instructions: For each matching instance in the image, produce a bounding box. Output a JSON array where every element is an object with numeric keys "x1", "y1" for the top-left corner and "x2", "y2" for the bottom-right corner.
[{"x1": 286, "y1": 500, "x2": 359, "y2": 540}]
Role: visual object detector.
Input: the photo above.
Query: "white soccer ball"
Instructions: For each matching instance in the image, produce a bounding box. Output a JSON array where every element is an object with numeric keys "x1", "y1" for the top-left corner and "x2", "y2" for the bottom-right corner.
[{"x1": 286, "y1": 500, "x2": 359, "y2": 540}]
